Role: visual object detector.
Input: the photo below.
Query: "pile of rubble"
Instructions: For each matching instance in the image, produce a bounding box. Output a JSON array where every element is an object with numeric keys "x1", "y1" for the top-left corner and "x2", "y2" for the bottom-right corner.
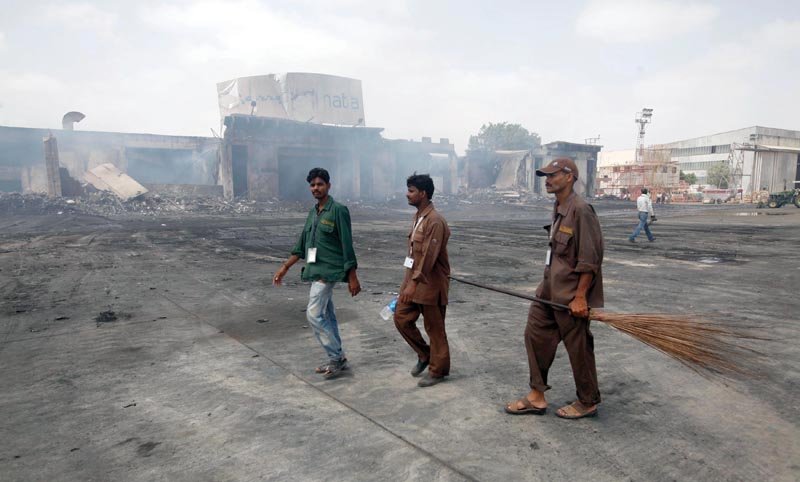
[
  {"x1": 79, "y1": 191, "x2": 291, "y2": 216},
  {"x1": 0, "y1": 191, "x2": 307, "y2": 217},
  {"x1": 457, "y1": 188, "x2": 549, "y2": 205},
  {"x1": 0, "y1": 193, "x2": 83, "y2": 216},
  {"x1": 0, "y1": 188, "x2": 555, "y2": 218}
]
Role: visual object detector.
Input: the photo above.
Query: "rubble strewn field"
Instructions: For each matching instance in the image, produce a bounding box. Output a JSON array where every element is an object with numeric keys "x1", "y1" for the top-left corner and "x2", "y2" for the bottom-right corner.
[
  {"x1": 1, "y1": 198, "x2": 798, "y2": 480},
  {"x1": 0, "y1": 191, "x2": 315, "y2": 217}
]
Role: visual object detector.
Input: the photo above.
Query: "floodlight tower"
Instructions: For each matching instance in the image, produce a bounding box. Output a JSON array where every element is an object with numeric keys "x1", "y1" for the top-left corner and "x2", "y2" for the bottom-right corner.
[{"x1": 634, "y1": 108, "x2": 653, "y2": 164}]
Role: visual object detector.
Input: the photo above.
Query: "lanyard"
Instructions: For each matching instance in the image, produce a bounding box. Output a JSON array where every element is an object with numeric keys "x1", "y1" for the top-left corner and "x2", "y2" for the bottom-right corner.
[
  {"x1": 310, "y1": 207, "x2": 324, "y2": 247},
  {"x1": 409, "y1": 215, "x2": 426, "y2": 256}
]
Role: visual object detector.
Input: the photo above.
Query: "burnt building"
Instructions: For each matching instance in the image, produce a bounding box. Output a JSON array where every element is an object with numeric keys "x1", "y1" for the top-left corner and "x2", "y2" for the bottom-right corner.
[
  {"x1": 537, "y1": 141, "x2": 601, "y2": 196},
  {"x1": 0, "y1": 125, "x2": 221, "y2": 197},
  {"x1": 219, "y1": 115, "x2": 385, "y2": 201},
  {"x1": 0, "y1": 120, "x2": 458, "y2": 202},
  {"x1": 219, "y1": 115, "x2": 458, "y2": 201},
  {"x1": 464, "y1": 141, "x2": 602, "y2": 196},
  {"x1": 384, "y1": 137, "x2": 458, "y2": 197}
]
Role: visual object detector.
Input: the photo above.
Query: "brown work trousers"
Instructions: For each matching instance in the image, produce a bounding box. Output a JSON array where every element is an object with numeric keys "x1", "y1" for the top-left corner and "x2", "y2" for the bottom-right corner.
[
  {"x1": 394, "y1": 302, "x2": 450, "y2": 377},
  {"x1": 525, "y1": 301, "x2": 601, "y2": 405}
]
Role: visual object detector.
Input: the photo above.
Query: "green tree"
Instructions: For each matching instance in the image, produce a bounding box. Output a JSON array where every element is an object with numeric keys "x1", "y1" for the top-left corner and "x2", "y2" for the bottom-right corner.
[
  {"x1": 706, "y1": 163, "x2": 730, "y2": 188},
  {"x1": 468, "y1": 122, "x2": 541, "y2": 151},
  {"x1": 679, "y1": 170, "x2": 697, "y2": 185}
]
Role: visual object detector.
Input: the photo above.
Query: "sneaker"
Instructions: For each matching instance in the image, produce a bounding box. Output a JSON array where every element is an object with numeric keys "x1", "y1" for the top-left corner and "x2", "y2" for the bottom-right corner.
[
  {"x1": 628, "y1": 238, "x2": 636, "y2": 243},
  {"x1": 410, "y1": 359, "x2": 429, "y2": 377},
  {"x1": 417, "y1": 374, "x2": 445, "y2": 388},
  {"x1": 315, "y1": 357, "x2": 349, "y2": 374},
  {"x1": 322, "y1": 359, "x2": 348, "y2": 379},
  {"x1": 648, "y1": 238, "x2": 656, "y2": 242}
]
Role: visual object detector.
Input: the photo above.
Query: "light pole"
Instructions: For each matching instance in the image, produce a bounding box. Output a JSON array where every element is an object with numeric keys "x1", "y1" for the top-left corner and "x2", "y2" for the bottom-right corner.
[{"x1": 635, "y1": 108, "x2": 653, "y2": 164}]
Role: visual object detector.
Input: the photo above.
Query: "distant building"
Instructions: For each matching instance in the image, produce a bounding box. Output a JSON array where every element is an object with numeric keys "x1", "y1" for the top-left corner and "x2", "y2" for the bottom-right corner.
[
  {"x1": 657, "y1": 126, "x2": 800, "y2": 194},
  {"x1": 385, "y1": 137, "x2": 458, "y2": 197},
  {"x1": 219, "y1": 115, "x2": 458, "y2": 200},
  {"x1": 540, "y1": 141, "x2": 601, "y2": 196},
  {"x1": 463, "y1": 141, "x2": 602, "y2": 197},
  {"x1": 0, "y1": 72, "x2": 461, "y2": 201},
  {"x1": 0, "y1": 120, "x2": 458, "y2": 201},
  {"x1": 596, "y1": 148, "x2": 679, "y2": 198},
  {"x1": 0, "y1": 125, "x2": 220, "y2": 196}
]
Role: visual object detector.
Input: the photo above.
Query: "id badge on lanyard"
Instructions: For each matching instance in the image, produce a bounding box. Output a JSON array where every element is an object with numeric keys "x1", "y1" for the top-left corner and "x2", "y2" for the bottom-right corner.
[
  {"x1": 403, "y1": 215, "x2": 425, "y2": 269},
  {"x1": 308, "y1": 209, "x2": 322, "y2": 264},
  {"x1": 546, "y1": 215, "x2": 561, "y2": 267}
]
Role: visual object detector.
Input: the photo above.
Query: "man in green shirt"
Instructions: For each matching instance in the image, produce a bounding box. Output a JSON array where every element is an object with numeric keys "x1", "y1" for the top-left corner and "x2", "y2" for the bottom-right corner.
[{"x1": 273, "y1": 168, "x2": 361, "y2": 379}]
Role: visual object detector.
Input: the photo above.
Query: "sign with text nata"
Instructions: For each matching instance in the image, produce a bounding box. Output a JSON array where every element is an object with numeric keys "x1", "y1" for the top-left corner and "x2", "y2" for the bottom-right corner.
[{"x1": 217, "y1": 73, "x2": 365, "y2": 126}]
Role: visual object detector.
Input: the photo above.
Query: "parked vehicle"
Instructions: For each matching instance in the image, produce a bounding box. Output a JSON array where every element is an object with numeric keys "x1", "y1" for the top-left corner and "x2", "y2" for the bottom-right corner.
[{"x1": 767, "y1": 188, "x2": 800, "y2": 208}]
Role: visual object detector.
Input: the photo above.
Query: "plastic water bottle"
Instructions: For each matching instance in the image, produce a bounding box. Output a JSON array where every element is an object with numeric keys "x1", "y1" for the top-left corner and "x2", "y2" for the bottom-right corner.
[{"x1": 380, "y1": 297, "x2": 398, "y2": 321}]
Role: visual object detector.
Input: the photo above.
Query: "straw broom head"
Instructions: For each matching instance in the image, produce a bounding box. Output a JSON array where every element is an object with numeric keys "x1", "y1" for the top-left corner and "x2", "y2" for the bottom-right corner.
[
  {"x1": 589, "y1": 310, "x2": 764, "y2": 378},
  {"x1": 446, "y1": 275, "x2": 764, "y2": 379}
]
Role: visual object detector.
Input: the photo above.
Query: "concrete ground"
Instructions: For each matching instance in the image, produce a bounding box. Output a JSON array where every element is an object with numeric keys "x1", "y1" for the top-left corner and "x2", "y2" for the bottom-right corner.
[{"x1": 1, "y1": 199, "x2": 798, "y2": 481}]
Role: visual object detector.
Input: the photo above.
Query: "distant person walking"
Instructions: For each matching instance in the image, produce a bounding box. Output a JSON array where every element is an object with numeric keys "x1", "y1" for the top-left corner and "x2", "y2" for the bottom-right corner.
[
  {"x1": 393, "y1": 173, "x2": 452, "y2": 388},
  {"x1": 273, "y1": 167, "x2": 361, "y2": 379},
  {"x1": 628, "y1": 188, "x2": 656, "y2": 243}
]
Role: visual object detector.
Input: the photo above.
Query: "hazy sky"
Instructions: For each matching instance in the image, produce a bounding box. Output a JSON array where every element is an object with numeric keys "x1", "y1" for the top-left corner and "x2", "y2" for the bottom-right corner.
[{"x1": 1, "y1": 0, "x2": 798, "y2": 152}]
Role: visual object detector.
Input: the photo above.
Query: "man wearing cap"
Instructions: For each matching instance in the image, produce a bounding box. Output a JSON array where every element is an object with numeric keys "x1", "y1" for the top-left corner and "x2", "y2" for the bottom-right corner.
[{"x1": 505, "y1": 158, "x2": 604, "y2": 419}]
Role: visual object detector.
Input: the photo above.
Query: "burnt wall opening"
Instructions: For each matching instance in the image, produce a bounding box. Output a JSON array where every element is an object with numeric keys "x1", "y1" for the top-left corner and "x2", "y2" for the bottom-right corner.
[
  {"x1": 232, "y1": 145, "x2": 248, "y2": 198},
  {"x1": 278, "y1": 147, "x2": 338, "y2": 201},
  {"x1": 126, "y1": 147, "x2": 216, "y2": 185}
]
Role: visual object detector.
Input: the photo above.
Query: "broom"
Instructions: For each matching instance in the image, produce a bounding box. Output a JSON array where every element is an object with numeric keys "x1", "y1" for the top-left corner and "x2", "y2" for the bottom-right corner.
[{"x1": 449, "y1": 275, "x2": 763, "y2": 378}]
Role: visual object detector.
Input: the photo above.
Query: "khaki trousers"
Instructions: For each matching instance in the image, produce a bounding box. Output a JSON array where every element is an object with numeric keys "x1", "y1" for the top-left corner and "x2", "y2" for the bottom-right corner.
[
  {"x1": 525, "y1": 301, "x2": 601, "y2": 405},
  {"x1": 394, "y1": 302, "x2": 450, "y2": 377}
]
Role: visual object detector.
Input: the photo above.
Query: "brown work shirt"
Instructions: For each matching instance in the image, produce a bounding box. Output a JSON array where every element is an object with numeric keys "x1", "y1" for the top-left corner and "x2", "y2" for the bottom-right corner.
[
  {"x1": 400, "y1": 203, "x2": 451, "y2": 306},
  {"x1": 536, "y1": 192, "x2": 604, "y2": 309}
]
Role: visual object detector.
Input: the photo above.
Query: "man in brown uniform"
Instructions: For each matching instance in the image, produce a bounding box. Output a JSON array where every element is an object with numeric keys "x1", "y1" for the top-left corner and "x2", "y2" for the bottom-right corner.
[
  {"x1": 394, "y1": 173, "x2": 451, "y2": 388},
  {"x1": 505, "y1": 158, "x2": 604, "y2": 419}
]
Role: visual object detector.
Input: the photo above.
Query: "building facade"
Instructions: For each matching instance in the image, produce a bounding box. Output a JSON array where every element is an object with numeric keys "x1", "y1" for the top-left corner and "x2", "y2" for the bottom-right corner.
[
  {"x1": 597, "y1": 148, "x2": 679, "y2": 198},
  {"x1": 464, "y1": 141, "x2": 602, "y2": 197},
  {"x1": 0, "y1": 126, "x2": 220, "y2": 195},
  {"x1": 656, "y1": 126, "x2": 800, "y2": 194},
  {"x1": 0, "y1": 120, "x2": 458, "y2": 202},
  {"x1": 219, "y1": 115, "x2": 458, "y2": 201}
]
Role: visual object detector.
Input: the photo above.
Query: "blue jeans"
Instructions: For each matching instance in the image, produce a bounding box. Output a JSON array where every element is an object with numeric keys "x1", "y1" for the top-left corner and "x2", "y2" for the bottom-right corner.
[
  {"x1": 306, "y1": 280, "x2": 344, "y2": 362},
  {"x1": 629, "y1": 212, "x2": 654, "y2": 241}
]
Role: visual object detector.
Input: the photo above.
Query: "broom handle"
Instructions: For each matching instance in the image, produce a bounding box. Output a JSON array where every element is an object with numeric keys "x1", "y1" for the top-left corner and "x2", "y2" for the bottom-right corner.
[{"x1": 448, "y1": 275, "x2": 571, "y2": 311}]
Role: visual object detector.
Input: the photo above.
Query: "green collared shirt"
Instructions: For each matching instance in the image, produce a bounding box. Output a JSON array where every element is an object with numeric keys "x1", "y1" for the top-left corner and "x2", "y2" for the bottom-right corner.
[{"x1": 291, "y1": 196, "x2": 358, "y2": 282}]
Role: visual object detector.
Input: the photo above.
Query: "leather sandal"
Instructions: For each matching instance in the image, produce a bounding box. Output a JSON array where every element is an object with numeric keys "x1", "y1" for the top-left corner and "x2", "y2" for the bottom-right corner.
[
  {"x1": 504, "y1": 397, "x2": 547, "y2": 415},
  {"x1": 555, "y1": 401, "x2": 597, "y2": 419}
]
